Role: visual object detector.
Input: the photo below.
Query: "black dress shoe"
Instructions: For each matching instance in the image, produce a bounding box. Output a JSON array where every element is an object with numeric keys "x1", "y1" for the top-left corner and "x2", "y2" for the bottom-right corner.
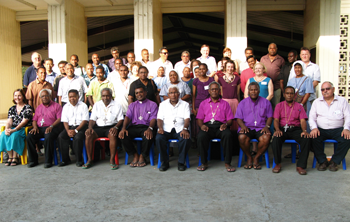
[
  {"x1": 159, "y1": 162, "x2": 169, "y2": 171},
  {"x1": 44, "y1": 163, "x2": 53, "y2": 168},
  {"x1": 178, "y1": 163, "x2": 186, "y2": 171},
  {"x1": 27, "y1": 162, "x2": 38, "y2": 168},
  {"x1": 58, "y1": 162, "x2": 69, "y2": 167},
  {"x1": 76, "y1": 162, "x2": 83, "y2": 167}
]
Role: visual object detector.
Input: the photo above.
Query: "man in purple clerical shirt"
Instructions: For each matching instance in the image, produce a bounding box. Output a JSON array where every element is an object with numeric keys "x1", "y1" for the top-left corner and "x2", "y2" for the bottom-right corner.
[
  {"x1": 271, "y1": 86, "x2": 310, "y2": 175},
  {"x1": 196, "y1": 81, "x2": 235, "y2": 172},
  {"x1": 235, "y1": 82, "x2": 273, "y2": 170},
  {"x1": 119, "y1": 85, "x2": 158, "y2": 167},
  {"x1": 27, "y1": 89, "x2": 62, "y2": 168}
]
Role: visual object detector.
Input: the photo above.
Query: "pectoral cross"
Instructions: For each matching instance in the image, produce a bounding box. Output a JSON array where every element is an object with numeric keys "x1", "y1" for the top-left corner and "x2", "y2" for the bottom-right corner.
[
  {"x1": 103, "y1": 117, "x2": 108, "y2": 124},
  {"x1": 40, "y1": 118, "x2": 45, "y2": 126},
  {"x1": 173, "y1": 119, "x2": 177, "y2": 124},
  {"x1": 254, "y1": 121, "x2": 257, "y2": 126},
  {"x1": 139, "y1": 116, "x2": 143, "y2": 120},
  {"x1": 284, "y1": 124, "x2": 289, "y2": 132},
  {"x1": 210, "y1": 118, "x2": 215, "y2": 124}
]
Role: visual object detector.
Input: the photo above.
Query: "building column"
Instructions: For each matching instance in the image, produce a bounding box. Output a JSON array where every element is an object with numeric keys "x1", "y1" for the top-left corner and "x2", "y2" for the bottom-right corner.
[
  {"x1": 0, "y1": 6, "x2": 21, "y2": 118},
  {"x1": 48, "y1": 0, "x2": 87, "y2": 67},
  {"x1": 225, "y1": 0, "x2": 247, "y2": 64},
  {"x1": 134, "y1": 0, "x2": 162, "y2": 62}
]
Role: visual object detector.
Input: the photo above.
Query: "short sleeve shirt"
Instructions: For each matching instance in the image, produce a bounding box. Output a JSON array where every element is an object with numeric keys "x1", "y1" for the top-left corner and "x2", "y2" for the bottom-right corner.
[
  {"x1": 8, "y1": 104, "x2": 33, "y2": 127},
  {"x1": 273, "y1": 101, "x2": 308, "y2": 127},
  {"x1": 129, "y1": 79, "x2": 158, "y2": 103},
  {"x1": 218, "y1": 75, "x2": 241, "y2": 99}
]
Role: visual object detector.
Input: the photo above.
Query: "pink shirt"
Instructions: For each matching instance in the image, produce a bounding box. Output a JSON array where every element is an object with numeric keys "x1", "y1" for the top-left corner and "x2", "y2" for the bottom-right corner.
[
  {"x1": 196, "y1": 97, "x2": 234, "y2": 124},
  {"x1": 273, "y1": 101, "x2": 308, "y2": 127},
  {"x1": 240, "y1": 68, "x2": 267, "y2": 93},
  {"x1": 33, "y1": 101, "x2": 62, "y2": 127}
]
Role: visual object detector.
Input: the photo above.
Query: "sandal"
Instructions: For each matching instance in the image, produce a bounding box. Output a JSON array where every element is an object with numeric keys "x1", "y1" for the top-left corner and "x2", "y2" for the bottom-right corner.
[
  {"x1": 5, "y1": 158, "x2": 12, "y2": 166},
  {"x1": 110, "y1": 164, "x2": 119, "y2": 170},
  {"x1": 197, "y1": 165, "x2": 208, "y2": 171},
  {"x1": 82, "y1": 162, "x2": 92, "y2": 169},
  {"x1": 137, "y1": 161, "x2": 147, "y2": 167},
  {"x1": 253, "y1": 164, "x2": 262, "y2": 170},
  {"x1": 129, "y1": 161, "x2": 138, "y2": 167},
  {"x1": 226, "y1": 165, "x2": 236, "y2": 172},
  {"x1": 11, "y1": 158, "x2": 18, "y2": 166},
  {"x1": 244, "y1": 164, "x2": 253, "y2": 169},
  {"x1": 37, "y1": 150, "x2": 44, "y2": 156}
]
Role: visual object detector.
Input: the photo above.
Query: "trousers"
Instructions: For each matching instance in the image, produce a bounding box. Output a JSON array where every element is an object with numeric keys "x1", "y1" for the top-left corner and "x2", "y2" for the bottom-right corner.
[
  {"x1": 121, "y1": 125, "x2": 155, "y2": 158},
  {"x1": 58, "y1": 125, "x2": 87, "y2": 163}
]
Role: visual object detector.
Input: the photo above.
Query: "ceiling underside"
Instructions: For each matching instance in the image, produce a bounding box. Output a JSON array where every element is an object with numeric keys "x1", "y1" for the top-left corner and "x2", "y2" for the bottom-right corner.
[{"x1": 20, "y1": 10, "x2": 303, "y2": 66}]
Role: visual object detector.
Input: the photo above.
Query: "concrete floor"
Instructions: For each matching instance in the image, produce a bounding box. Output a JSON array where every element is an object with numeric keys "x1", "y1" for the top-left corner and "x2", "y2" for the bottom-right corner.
[{"x1": 1, "y1": 144, "x2": 350, "y2": 222}]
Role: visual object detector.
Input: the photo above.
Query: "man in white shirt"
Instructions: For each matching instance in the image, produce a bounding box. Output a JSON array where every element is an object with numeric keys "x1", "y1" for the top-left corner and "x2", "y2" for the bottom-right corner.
[
  {"x1": 70, "y1": 54, "x2": 85, "y2": 77},
  {"x1": 107, "y1": 58, "x2": 124, "y2": 81},
  {"x1": 58, "y1": 89, "x2": 89, "y2": 167},
  {"x1": 126, "y1": 52, "x2": 136, "y2": 69},
  {"x1": 83, "y1": 88, "x2": 124, "y2": 170},
  {"x1": 239, "y1": 47, "x2": 255, "y2": 73},
  {"x1": 174, "y1": 51, "x2": 191, "y2": 79},
  {"x1": 156, "y1": 85, "x2": 191, "y2": 171},
  {"x1": 152, "y1": 47, "x2": 173, "y2": 79},
  {"x1": 57, "y1": 63, "x2": 88, "y2": 107},
  {"x1": 140, "y1": 49, "x2": 152, "y2": 67},
  {"x1": 109, "y1": 65, "x2": 130, "y2": 115},
  {"x1": 196, "y1": 44, "x2": 217, "y2": 77}
]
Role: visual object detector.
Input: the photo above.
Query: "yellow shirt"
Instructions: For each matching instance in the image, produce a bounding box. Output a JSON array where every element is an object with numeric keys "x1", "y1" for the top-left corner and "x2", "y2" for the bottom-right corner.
[{"x1": 86, "y1": 79, "x2": 115, "y2": 103}]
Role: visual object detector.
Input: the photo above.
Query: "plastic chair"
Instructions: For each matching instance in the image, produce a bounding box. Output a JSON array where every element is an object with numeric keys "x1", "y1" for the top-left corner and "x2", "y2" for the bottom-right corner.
[
  {"x1": 237, "y1": 139, "x2": 270, "y2": 168},
  {"x1": 124, "y1": 137, "x2": 154, "y2": 166},
  {"x1": 39, "y1": 138, "x2": 62, "y2": 165},
  {"x1": 312, "y1": 139, "x2": 346, "y2": 170},
  {"x1": 198, "y1": 139, "x2": 224, "y2": 166},
  {"x1": 83, "y1": 137, "x2": 119, "y2": 165},
  {"x1": 157, "y1": 139, "x2": 190, "y2": 168},
  {"x1": 272, "y1": 139, "x2": 301, "y2": 168}
]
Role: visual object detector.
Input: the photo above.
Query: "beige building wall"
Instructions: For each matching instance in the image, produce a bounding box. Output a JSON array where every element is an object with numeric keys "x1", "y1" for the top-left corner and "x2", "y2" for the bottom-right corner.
[{"x1": 0, "y1": 6, "x2": 22, "y2": 119}]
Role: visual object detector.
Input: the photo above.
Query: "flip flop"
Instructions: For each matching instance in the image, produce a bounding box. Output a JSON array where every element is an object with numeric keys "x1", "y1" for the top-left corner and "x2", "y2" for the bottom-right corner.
[
  {"x1": 82, "y1": 162, "x2": 92, "y2": 169},
  {"x1": 197, "y1": 165, "x2": 207, "y2": 171},
  {"x1": 137, "y1": 161, "x2": 147, "y2": 167},
  {"x1": 253, "y1": 164, "x2": 262, "y2": 170},
  {"x1": 244, "y1": 164, "x2": 253, "y2": 169},
  {"x1": 5, "y1": 158, "x2": 12, "y2": 166},
  {"x1": 129, "y1": 161, "x2": 138, "y2": 167},
  {"x1": 110, "y1": 164, "x2": 119, "y2": 170},
  {"x1": 226, "y1": 165, "x2": 236, "y2": 172}
]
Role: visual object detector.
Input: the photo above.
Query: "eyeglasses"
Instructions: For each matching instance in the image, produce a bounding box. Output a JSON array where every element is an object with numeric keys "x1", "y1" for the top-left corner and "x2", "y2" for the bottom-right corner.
[
  {"x1": 161, "y1": 52, "x2": 168, "y2": 55},
  {"x1": 321, "y1": 87, "x2": 331, "y2": 92}
]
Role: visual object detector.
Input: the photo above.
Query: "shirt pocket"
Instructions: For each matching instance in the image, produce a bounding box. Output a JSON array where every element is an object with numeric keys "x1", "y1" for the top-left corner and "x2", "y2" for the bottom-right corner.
[
  {"x1": 259, "y1": 106, "x2": 266, "y2": 117},
  {"x1": 291, "y1": 110, "x2": 300, "y2": 120},
  {"x1": 334, "y1": 110, "x2": 344, "y2": 120}
]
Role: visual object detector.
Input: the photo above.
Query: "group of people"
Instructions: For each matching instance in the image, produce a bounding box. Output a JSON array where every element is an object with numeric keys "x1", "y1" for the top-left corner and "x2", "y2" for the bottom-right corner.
[{"x1": 0, "y1": 43, "x2": 349, "y2": 175}]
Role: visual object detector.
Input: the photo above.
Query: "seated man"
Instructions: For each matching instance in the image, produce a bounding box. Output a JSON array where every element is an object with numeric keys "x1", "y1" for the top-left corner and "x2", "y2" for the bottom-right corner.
[
  {"x1": 58, "y1": 89, "x2": 89, "y2": 167},
  {"x1": 27, "y1": 89, "x2": 62, "y2": 168},
  {"x1": 272, "y1": 86, "x2": 310, "y2": 175},
  {"x1": 119, "y1": 85, "x2": 158, "y2": 167},
  {"x1": 84, "y1": 88, "x2": 123, "y2": 170},
  {"x1": 156, "y1": 85, "x2": 191, "y2": 171},
  {"x1": 196, "y1": 81, "x2": 235, "y2": 172},
  {"x1": 235, "y1": 82, "x2": 273, "y2": 170},
  {"x1": 310, "y1": 81, "x2": 350, "y2": 171}
]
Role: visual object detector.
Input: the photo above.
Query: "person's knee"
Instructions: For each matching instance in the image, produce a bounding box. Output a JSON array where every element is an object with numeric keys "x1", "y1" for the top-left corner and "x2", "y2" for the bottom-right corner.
[
  {"x1": 259, "y1": 134, "x2": 271, "y2": 143},
  {"x1": 238, "y1": 134, "x2": 249, "y2": 143}
]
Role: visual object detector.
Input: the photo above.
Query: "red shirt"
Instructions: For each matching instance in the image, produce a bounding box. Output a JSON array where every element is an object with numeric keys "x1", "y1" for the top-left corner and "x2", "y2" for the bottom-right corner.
[
  {"x1": 240, "y1": 68, "x2": 267, "y2": 93},
  {"x1": 273, "y1": 101, "x2": 307, "y2": 127}
]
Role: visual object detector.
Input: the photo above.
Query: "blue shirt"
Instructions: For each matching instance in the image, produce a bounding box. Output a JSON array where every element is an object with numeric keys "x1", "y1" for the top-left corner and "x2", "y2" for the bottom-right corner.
[
  {"x1": 45, "y1": 72, "x2": 57, "y2": 86},
  {"x1": 287, "y1": 76, "x2": 314, "y2": 96},
  {"x1": 93, "y1": 63, "x2": 109, "y2": 78},
  {"x1": 249, "y1": 77, "x2": 271, "y2": 99},
  {"x1": 23, "y1": 65, "x2": 38, "y2": 87}
]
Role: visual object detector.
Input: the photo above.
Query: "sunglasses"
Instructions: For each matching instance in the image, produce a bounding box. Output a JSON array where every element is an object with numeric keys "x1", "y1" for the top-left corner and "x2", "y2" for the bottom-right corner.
[
  {"x1": 161, "y1": 52, "x2": 168, "y2": 55},
  {"x1": 321, "y1": 87, "x2": 331, "y2": 92}
]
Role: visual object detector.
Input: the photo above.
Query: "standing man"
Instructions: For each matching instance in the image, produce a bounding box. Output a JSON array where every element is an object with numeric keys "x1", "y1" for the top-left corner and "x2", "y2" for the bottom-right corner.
[
  {"x1": 119, "y1": 85, "x2": 158, "y2": 167},
  {"x1": 174, "y1": 51, "x2": 191, "y2": 79},
  {"x1": 260, "y1": 43, "x2": 285, "y2": 108},
  {"x1": 53, "y1": 61, "x2": 68, "y2": 100},
  {"x1": 23, "y1": 52, "x2": 42, "y2": 88},
  {"x1": 107, "y1": 58, "x2": 124, "y2": 80},
  {"x1": 109, "y1": 65, "x2": 130, "y2": 115},
  {"x1": 26, "y1": 66, "x2": 54, "y2": 111},
  {"x1": 309, "y1": 81, "x2": 350, "y2": 172},
  {"x1": 27, "y1": 89, "x2": 62, "y2": 168},
  {"x1": 152, "y1": 47, "x2": 173, "y2": 79},
  {"x1": 70, "y1": 54, "x2": 85, "y2": 76},
  {"x1": 196, "y1": 44, "x2": 217, "y2": 77},
  {"x1": 43, "y1": 58, "x2": 57, "y2": 85},
  {"x1": 126, "y1": 52, "x2": 136, "y2": 69},
  {"x1": 156, "y1": 86, "x2": 191, "y2": 171},
  {"x1": 91, "y1": 53, "x2": 109, "y2": 77},
  {"x1": 83, "y1": 63, "x2": 96, "y2": 87},
  {"x1": 58, "y1": 89, "x2": 89, "y2": 167},
  {"x1": 271, "y1": 86, "x2": 310, "y2": 175},
  {"x1": 57, "y1": 63, "x2": 88, "y2": 107},
  {"x1": 108, "y1": 46, "x2": 126, "y2": 71},
  {"x1": 140, "y1": 49, "x2": 152, "y2": 67},
  {"x1": 239, "y1": 47, "x2": 255, "y2": 73},
  {"x1": 196, "y1": 82, "x2": 235, "y2": 172},
  {"x1": 279, "y1": 50, "x2": 298, "y2": 94}
]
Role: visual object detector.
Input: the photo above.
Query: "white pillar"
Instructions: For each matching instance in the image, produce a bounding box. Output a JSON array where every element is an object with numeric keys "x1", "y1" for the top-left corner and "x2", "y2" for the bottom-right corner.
[
  {"x1": 225, "y1": 0, "x2": 247, "y2": 64},
  {"x1": 134, "y1": 0, "x2": 162, "y2": 62},
  {"x1": 48, "y1": 0, "x2": 87, "y2": 67}
]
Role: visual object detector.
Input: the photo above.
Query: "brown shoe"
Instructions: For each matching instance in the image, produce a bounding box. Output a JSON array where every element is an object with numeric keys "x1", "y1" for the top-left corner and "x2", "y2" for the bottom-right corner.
[
  {"x1": 296, "y1": 167, "x2": 307, "y2": 175},
  {"x1": 317, "y1": 161, "x2": 329, "y2": 171},
  {"x1": 272, "y1": 164, "x2": 281, "y2": 173},
  {"x1": 328, "y1": 161, "x2": 338, "y2": 171}
]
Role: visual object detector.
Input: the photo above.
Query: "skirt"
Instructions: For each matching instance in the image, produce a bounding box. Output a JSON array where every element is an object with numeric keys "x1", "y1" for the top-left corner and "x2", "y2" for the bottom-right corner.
[
  {"x1": 223, "y1": 98, "x2": 239, "y2": 131},
  {"x1": 0, "y1": 128, "x2": 26, "y2": 155}
]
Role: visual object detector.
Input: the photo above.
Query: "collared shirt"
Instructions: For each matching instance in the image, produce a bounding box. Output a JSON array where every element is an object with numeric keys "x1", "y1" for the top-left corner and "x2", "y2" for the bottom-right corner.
[
  {"x1": 90, "y1": 100, "x2": 124, "y2": 127},
  {"x1": 235, "y1": 96, "x2": 273, "y2": 132},
  {"x1": 74, "y1": 66, "x2": 85, "y2": 76},
  {"x1": 109, "y1": 77, "x2": 131, "y2": 115},
  {"x1": 260, "y1": 54, "x2": 285, "y2": 90},
  {"x1": 174, "y1": 61, "x2": 191, "y2": 79},
  {"x1": 61, "y1": 100, "x2": 89, "y2": 126},
  {"x1": 141, "y1": 60, "x2": 152, "y2": 68},
  {"x1": 273, "y1": 101, "x2": 307, "y2": 127},
  {"x1": 53, "y1": 74, "x2": 66, "y2": 92},
  {"x1": 23, "y1": 65, "x2": 38, "y2": 87},
  {"x1": 57, "y1": 75, "x2": 88, "y2": 103},
  {"x1": 26, "y1": 79, "x2": 54, "y2": 110},
  {"x1": 92, "y1": 63, "x2": 110, "y2": 78},
  {"x1": 129, "y1": 78, "x2": 158, "y2": 103},
  {"x1": 45, "y1": 71, "x2": 57, "y2": 85},
  {"x1": 108, "y1": 57, "x2": 127, "y2": 71},
  {"x1": 287, "y1": 76, "x2": 314, "y2": 96},
  {"x1": 196, "y1": 56, "x2": 217, "y2": 75},
  {"x1": 86, "y1": 79, "x2": 115, "y2": 103},
  {"x1": 153, "y1": 76, "x2": 167, "y2": 90},
  {"x1": 278, "y1": 63, "x2": 293, "y2": 89},
  {"x1": 159, "y1": 81, "x2": 191, "y2": 99},
  {"x1": 288, "y1": 61, "x2": 321, "y2": 101},
  {"x1": 127, "y1": 99, "x2": 158, "y2": 126},
  {"x1": 83, "y1": 74, "x2": 96, "y2": 87},
  {"x1": 157, "y1": 99, "x2": 190, "y2": 133},
  {"x1": 33, "y1": 101, "x2": 62, "y2": 127},
  {"x1": 197, "y1": 97, "x2": 234, "y2": 124},
  {"x1": 151, "y1": 58, "x2": 173, "y2": 79},
  {"x1": 309, "y1": 95, "x2": 350, "y2": 130}
]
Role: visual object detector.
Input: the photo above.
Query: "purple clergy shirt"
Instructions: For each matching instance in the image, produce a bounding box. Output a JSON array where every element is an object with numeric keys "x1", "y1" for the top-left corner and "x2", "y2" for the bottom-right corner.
[
  {"x1": 126, "y1": 99, "x2": 158, "y2": 126},
  {"x1": 235, "y1": 96, "x2": 273, "y2": 132},
  {"x1": 33, "y1": 101, "x2": 62, "y2": 127},
  {"x1": 273, "y1": 101, "x2": 308, "y2": 127},
  {"x1": 196, "y1": 97, "x2": 234, "y2": 123}
]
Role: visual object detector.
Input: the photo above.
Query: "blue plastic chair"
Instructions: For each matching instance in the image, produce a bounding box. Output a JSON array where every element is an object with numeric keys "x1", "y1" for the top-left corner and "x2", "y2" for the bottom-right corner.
[
  {"x1": 312, "y1": 139, "x2": 346, "y2": 170},
  {"x1": 272, "y1": 139, "x2": 301, "y2": 168},
  {"x1": 198, "y1": 139, "x2": 224, "y2": 166},
  {"x1": 39, "y1": 138, "x2": 62, "y2": 165},
  {"x1": 157, "y1": 139, "x2": 190, "y2": 168},
  {"x1": 237, "y1": 139, "x2": 270, "y2": 168},
  {"x1": 124, "y1": 137, "x2": 154, "y2": 166}
]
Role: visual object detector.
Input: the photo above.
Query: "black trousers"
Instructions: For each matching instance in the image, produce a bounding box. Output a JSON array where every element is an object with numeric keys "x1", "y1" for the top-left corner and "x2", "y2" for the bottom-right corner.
[
  {"x1": 197, "y1": 123, "x2": 233, "y2": 164},
  {"x1": 58, "y1": 125, "x2": 87, "y2": 163},
  {"x1": 26, "y1": 126, "x2": 61, "y2": 164},
  {"x1": 272, "y1": 127, "x2": 310, "y2": 168},
  {"x1": 156, "y1": 128, "x2": 191, "y2": 164},
  {"x1": 121, "y1": 125, "x2": 156, "y2": 158},
  {"x1": 312, "y1": 127, "x2": 350, "y2": 165}
]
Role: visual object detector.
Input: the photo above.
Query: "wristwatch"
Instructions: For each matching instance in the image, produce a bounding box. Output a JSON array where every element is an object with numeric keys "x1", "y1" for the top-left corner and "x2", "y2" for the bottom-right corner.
[
  {"x1": 183, "y1": 127, "x2": 188, "y2": 131},
  {"x1": 49, "y1": 125, "x2": 53, "y2": 128},
  {"x1": 266, "y1": 125, "x2": 270, "y2": 128},
  {"x1": 149, "y1": 126, "x2": 153, "y2": 131},
  {"x1": 75, "y1": 129, "x2": 79, "y2": 133},
  {"x1": 114, "y1": 126, "x2": 119, "y2": 130}
]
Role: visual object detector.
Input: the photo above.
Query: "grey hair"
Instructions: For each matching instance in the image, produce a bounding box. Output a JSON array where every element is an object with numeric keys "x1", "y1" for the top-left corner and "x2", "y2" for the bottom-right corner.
[
  {"x1": 100, "y1": 88, "x2": 113, "y2": 96},
  {"x1": 322, "y1": 81, "x2": 334, "y2": 87},
  {"x1": 209, "y1": 81, "x2": 220, "y2": 89},
  {"x1": 181, "y1": 51, "x2": 190, "y2": 57},
  {"x1": 110, "y1": 46, "x2": 119, "y2": 54},
  {"x1": 248, "y1": 81, "x2": 260, "y2": 90},
  {"x1": 39, "y1": 88, "x2": 52, "y2": 97},
  {"x1": 168, "y1": 85, "x2": 179, "y2": 94}
]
